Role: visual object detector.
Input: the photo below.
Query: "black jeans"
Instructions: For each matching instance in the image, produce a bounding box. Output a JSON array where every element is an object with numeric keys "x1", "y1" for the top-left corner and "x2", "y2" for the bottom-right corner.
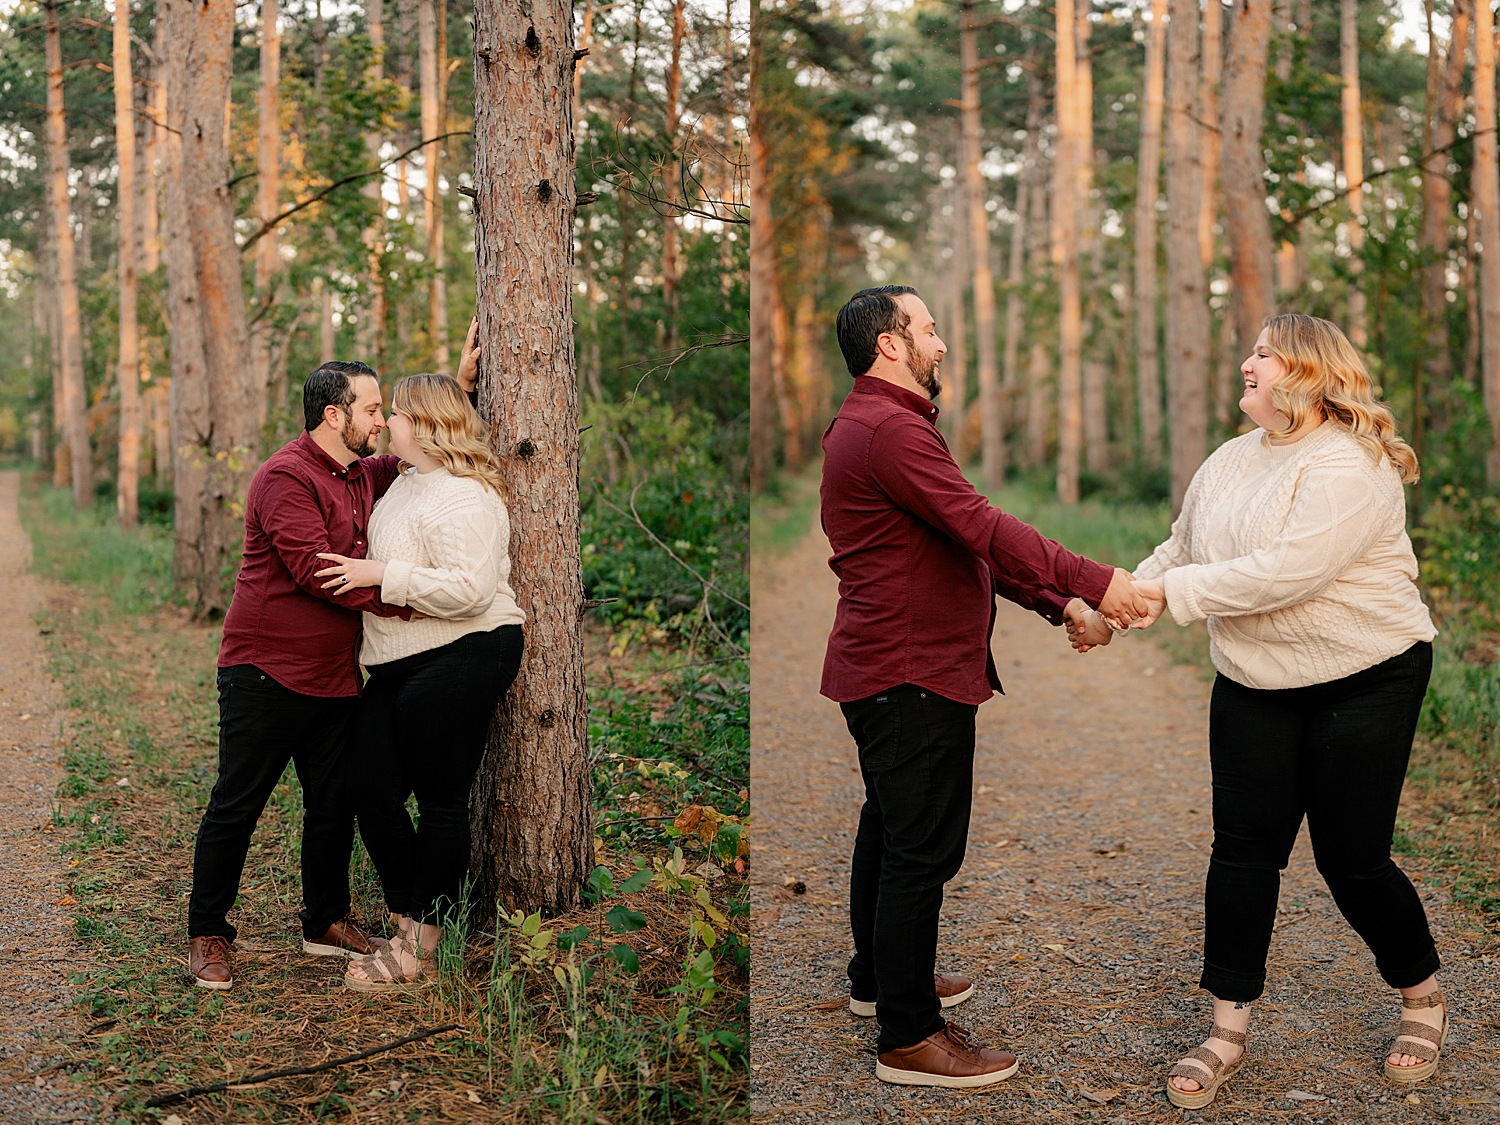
[
  {"x1": 842, "y1": 683, "x2": 977, "y2": 1053},
  {"x1": 354, "y1": 625, "x2": 523, "y2": 924},
  {"x1": 1202, "y1": 642, "x2": 1440, "y2": 1001},
  {"x1": 189, "y1": 665, "x2": 360, "y2": 942}
]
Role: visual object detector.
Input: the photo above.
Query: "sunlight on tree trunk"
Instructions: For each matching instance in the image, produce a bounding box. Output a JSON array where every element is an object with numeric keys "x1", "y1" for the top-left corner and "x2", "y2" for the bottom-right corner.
[
  {"x1": 960, "y1": 0, "x2": 1002, "y2": 487},
  {"x1": 1053, "y1": 0, "x2": 1082, "y2": 504},
  {"x1": 1135, "y1": 0, "x2": 1167, "y2": 468},
  {"x1": 44, "y1": 0, "x2": 90, "y2": 510},
  {"x1": 1474, "y1": 0, "x2": 1500, "y2": 483},
  {"x1": 420, "y1": 0, "x2": 449, "y2": 370},
  {"x1": 1166, "y1": 0, "x2": 1210, "y2": 515},
  {"x1": 1221, "y1": 0, "x2": 1274, "y2": 364},
  {"x1": 468, "y1": 0, "x2": 591, "y2": 915},
  {"x1": 1199, "y1": 0, "x2": 1223, "y2": 272},
  {"x1": 114, "y1": 0, "x2": 140, "y2": 527},
  {"x1": 251, "y1": 0, "x2": 281, "y2": 431},
  {"x1": 1340, "y1": 0, "x2": 1366, "y2": 349},
  {"x1": 748, "y1": 0, "x2": 775, "y2": 494}
]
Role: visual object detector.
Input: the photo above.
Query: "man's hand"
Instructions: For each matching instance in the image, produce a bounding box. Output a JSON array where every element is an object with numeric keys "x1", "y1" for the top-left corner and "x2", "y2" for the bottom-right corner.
[
  {"x1": 1063, "y1": 597, "x2": 1115, "y2": 653},
  {"x1": 1128, "y1": 578, "x2": 1167, "y2": 629},
  {"x1": 1097, "y1": 567, "x2": 1150, "y2": 629},
  {"x1": 455, "y1": 317, "x2": 480, "y2": 393},
  {"x1": 314, "y1": 552, "x2": 387, "y2": 594}
]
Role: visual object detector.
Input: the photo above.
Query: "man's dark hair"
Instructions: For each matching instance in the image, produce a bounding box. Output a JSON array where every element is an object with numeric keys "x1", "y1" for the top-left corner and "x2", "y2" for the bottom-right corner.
[
  {"x1": 834, "y1": 286, "x2": 920, "y2": 377},
  {"x1": 303, "y1": 361, "x2": 378, "y2": 432}
]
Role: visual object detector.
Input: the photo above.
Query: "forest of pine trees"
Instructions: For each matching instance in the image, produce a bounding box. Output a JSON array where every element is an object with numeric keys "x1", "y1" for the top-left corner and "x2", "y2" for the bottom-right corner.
[{"x1": 750, "y1": 0, "x2": 1500, "y2": 521}]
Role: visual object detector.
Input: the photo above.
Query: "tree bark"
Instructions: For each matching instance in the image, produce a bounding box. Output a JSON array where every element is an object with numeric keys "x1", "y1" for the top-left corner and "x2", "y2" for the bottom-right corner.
[
  {"x1": 114, "y1": 0, "x2": 141, "y2": 526},
  {"x1": 162, "y1": 0, "x2": 256, "y2": 610},
  {"x1": 44, "y1": 0, "x2": 91, "y2": 509},
  {"x1": 1076, "y1": 0, "x2": 1106, "y2": 476},
  {"x1": 251, "y1": 0, "x2": 281, "y2": 430},
  {"x1": 961, "y1": 0, "x2": 1003, "y2": 488},
  {"x1": 1419, "y1": 0, "x2": 1471, "y2": 387},
  {"x1": 360, "y1": 0, "x2": 387, "y2": 374},
  {"x1": 940, "y1": 174, "x2": 969, "y2": 459},
  {"x1": 748, "y1": 1, "x2": 774, "y2": 493},
  {"x1": 1475, "y1": 0, "x2": 1500, "y2": 483},
  {"x1": 1166, "y1": 0, "x2": 1210, "y2": 514},
  {"x1": 1340, "y1": 0, "x2": 1366, "y2": 348},
  {"x1": 419, "y1": 0, "x2": 449, "y2": 369},
  {"x1": 469, "y1": 0, "x2": 591, "y2": 915},
  {"x1": 771, "y1": 283, "x2": 798, "y2": 470},
  {"x1": 1200, "y1": 0, "x2": 1223, "y2": 270},
  {"x1": 1135, "y1": 0, "x2": 1167, "y2": 467},
  {"x1": 1002, "y1": 75, "x2": 1043, "y2": 459},
  {"x1": 1221, "y1": 0, "x2": 1275, "y2": 363},
  {"x1": 662, "y1": 0, "x2": 686, "y2": 351},
  {"x1": 1053, "y1": 0, "x2": 1083, "y2": 503}
]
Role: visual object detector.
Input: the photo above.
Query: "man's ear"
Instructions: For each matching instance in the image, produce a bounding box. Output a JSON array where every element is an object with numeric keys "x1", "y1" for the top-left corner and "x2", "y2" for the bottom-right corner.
[
  {"x1": 322, "y1": 404, "x2": 344, "y2": 431},
  {"x1": 875, "y1": 331, "x2": 901, "y2": 362}
]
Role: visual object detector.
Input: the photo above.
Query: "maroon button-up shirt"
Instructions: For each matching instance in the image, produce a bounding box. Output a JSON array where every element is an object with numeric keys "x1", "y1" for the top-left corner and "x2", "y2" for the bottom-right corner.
[
  {"x1": 219, "y1": 432, "x2": 411, "y2": 697},
  {"x1": 820, "y1": 376, "x2": 1115, "y2": 706}
]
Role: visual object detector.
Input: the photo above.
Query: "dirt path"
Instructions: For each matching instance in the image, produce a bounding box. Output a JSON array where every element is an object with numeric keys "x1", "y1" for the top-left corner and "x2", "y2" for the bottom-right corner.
[
  {"x1": 750, "y1": 516, "x2": 1500, "y2": 1124},
  {"x1": 0, "y1": 472, "x2": 97, "y2": 1123}
]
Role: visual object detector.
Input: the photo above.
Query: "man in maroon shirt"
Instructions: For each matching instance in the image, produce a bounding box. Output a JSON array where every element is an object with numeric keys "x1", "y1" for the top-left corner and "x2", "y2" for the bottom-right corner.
[
  {"x1": 821, "y1": 286, "x2": 1147, "y2": 1087},
  {"x1": 187, "y1": 361, "x2": 411, "y2": 989}
]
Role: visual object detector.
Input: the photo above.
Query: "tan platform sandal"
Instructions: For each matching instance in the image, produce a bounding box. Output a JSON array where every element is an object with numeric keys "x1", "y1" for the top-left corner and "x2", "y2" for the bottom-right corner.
[
  {"x1": 1165, "y1": 1025, "x2": 1248, "y2": 1110},
  {"x1": 1384, "y1": 988, "x2": 1447, "y2": 1083},
  {"x1": 343, "y1": 936, "x2": 436, "y2": 993}
]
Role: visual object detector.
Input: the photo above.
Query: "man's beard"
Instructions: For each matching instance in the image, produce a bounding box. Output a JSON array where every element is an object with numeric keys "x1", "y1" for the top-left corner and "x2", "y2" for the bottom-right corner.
[
  {"x1": 341, "y1": 413, "x2": 376, "y2": 458},
  {"x1": 909, "y1": 351, "x2": 941, "y2": 399}
]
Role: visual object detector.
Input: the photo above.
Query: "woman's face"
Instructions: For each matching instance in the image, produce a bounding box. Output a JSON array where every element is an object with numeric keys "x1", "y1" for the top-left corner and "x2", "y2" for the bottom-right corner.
[
  {"x1": 386, "y1": 408, "x2": 419, "y2": 463},
  {"x1": 1239, "y1": 329, "x2": 1290, "y2": 431}
]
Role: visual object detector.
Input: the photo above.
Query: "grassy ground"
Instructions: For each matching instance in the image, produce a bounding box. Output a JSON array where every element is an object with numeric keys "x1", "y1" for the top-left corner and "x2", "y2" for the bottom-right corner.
[{"x1": 21, "y1": 475, "x2": 749, "y2": 1123}]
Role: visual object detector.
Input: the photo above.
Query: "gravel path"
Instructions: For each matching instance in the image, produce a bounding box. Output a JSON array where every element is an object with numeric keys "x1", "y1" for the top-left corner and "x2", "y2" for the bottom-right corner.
[
  {"x1": 750, "y1": 515, "x2": 1500, "y2": 1123},
  {"x1": 0, "y1": 472, "x2": 98, "y2": 1124}
]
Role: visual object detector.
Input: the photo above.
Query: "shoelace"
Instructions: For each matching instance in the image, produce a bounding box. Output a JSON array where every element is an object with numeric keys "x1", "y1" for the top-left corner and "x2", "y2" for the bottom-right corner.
[{"x1": 199, "y1": 936, "x2": 232, "y2": 963}]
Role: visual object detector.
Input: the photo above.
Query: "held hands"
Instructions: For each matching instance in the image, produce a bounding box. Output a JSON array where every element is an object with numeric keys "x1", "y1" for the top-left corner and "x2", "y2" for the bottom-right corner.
[
  {"x1": 1066, "y1": 571, "x2": 1169, "y2": 653},
  {"x1": 314, "y1": 552, "x2": 386, "y2": 595},
  {"x1": 1063, "y1": 598, "x2": 1116, "y2": 653},
  {"x1": 1096, "y1": 567, "x2": 1152, "y2": 629}
]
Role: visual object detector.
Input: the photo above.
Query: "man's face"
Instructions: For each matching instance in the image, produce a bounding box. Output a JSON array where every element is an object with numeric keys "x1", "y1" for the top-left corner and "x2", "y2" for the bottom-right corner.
[
  {"x1": 890, "y1": 294, "x2": 947, "y2": 399},
  {"x1": 333, "y1": 376, "x2": 386, "y2": 458}
]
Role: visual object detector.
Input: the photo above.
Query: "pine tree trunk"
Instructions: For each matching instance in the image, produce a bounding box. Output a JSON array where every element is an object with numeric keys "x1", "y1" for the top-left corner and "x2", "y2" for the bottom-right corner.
[
  {"x1": 1053, "y1": 0, "x2": 1082, "y2": 504},
  {"x1": 468, "y1": 0, "x2": 591, "y2": 915},
  {"x1": 1135, "y1": 0, "x2": 1167, "y2": 467},
  {"x1": 1165, "y1": 0, "x2": 1210, "y2": 514},
  {"x1": 420, "y1": 0, "x2": 449, "y2": 369},
  {"x1": 1026, "y1": 341, "x2": 1049, "y2": 466},
  {"x1": 1340, "y1": 0, "x2": 1366, "y2": 348},
  {"x1": 1419, "y1": 0, "x2": 1471, "y2": 387},
  {"x1": 960, "y1": 0, "x2": 1002, "y2": 488},
  {"x1": 251, "y1": 0, "x2": 281, "y2": 430},
  {"x1": 361, "y1": 0, "x2": 388, "y2": 374},
  {"x1": 142, "y1": 19, "x2": 164, "y2": 274},
  {"x1": 771, "y1": 284, "x2": 798, "y2": 470},
  {"x1": 162, "y1": 0, "x2": 256, "y2": 611},
  {"x1": 114, "y1": 0, "x2": 141, "y2": 527},
  {"x1": 1001, "y1": 127, "x2": 1034, "y2": 449},
  {"x1": 1076, "y1": 0, "x2": 1106, "y2": 476},
  {"x1": 1199, "y1": 0, "x2": 1223, "y2": 271},
  {"x1": 44, "y1": 0, "x2": 91, "y2": 509},
  {"x1": 662, "y1": 0, "x2": 686, "y2": 352},
  {"x1": 1221, "y1": 0, "x2": 1274, "y2": 364},
  {"x1": 941, "y1": 175, "x2": 969, "y2": 460},
  {"x1": 1474, "y1": 0, "x2": 1500, "y2": 483},
  {"x1": 748, "y1": 1, "x2": 774, "y2": 494}
]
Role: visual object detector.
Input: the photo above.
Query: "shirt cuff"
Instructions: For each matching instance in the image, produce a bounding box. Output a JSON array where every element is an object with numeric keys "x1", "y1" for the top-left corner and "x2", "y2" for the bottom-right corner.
[
  {"x1": 381, "y1": 558, "x2": 415, "y2": 607},
  {"x1": 1163, "y1": 566, "x2": 1206, "y2": 625}
]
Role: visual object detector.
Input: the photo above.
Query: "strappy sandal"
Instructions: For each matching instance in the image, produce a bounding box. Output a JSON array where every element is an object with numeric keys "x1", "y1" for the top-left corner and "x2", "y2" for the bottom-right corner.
[
  {"x1": 343, "y1": 937, "x2": 436, "y2": 993},
  {"x1": 1384, "y1": 988, "x2": 1447, "y2": 1083},
  {"x1": 1165, "y1": 1025, "x2": 1249, "y2": 1110}
]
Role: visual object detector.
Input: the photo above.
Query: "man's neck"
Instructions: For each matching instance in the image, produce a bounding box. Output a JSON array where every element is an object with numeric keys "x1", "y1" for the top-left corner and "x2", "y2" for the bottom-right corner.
[
  {"x1": 862, "y1": 365, "x2": 931, "y2": 401},
  {"x1": 309, "y1": 426, "x2": 359, "y2": 467}
]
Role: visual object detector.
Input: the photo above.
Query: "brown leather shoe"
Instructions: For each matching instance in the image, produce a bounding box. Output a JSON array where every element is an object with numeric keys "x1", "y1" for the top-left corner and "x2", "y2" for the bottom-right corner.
[
  {"x1": 302, "y1": 914, "x2": 388, "y2": 959},
  {"x1": 875, "y1": 1022, "x2": 1020, "y2": 1088},
  {"x1": 188, "y1": 935, "x2": 234, "y2": 990},
  {"x1": 849, "y1": 971, "x2": 975, "y2": 1018}
]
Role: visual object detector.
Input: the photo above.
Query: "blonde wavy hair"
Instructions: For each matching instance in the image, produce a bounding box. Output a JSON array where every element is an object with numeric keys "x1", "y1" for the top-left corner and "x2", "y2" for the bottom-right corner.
[
  {"x1": 391, "y1": 373, "x2": 507, "y2": 499},
  {"x1": 1258, "y1": 313, "x2": 1420, "y2": 484}
]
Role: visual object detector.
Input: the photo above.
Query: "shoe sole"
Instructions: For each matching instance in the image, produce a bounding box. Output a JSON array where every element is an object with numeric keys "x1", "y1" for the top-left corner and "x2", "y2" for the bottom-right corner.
[
  {"x1": 849, "y1": 984, "x2": 973, "y2": 1019},
  {"x1": 192, "y1": 976, "x2": 232, "y2": 990},
  {"x1": 304, "y1": 939, "x2": 366, "y2": 959},
  {"x1": 1383, "y1": 1019, "x2": 1447, "y2": 1084},
  {"x1": 343, "y1": 973, "x2": 434, "y2": 994},
  {"x1": 1164, "y1": 1057, "x2": 1243, "y2": 1110},
  {"x1": 875, "y1": 1057, "x2": 1019, "y2": 1088}
]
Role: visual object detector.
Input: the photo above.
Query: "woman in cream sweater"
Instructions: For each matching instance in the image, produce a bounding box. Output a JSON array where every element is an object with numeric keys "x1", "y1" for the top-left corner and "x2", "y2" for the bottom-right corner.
[
  {"x1": 314, "y1": 373, "x2": 524, "y2": 991},
  {"x1": 1070, "y1": 315, "x2": 1444, "y2": 1106}
]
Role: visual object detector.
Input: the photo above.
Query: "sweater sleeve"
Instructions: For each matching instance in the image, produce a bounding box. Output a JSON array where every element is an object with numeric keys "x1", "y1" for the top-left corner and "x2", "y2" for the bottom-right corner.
[
  {"x1": 380, "y1": 491, "x2": 504, "y2": 619},
  {"x1": 1160, "y1": 462, "x2": 1389, "y2": 623}
]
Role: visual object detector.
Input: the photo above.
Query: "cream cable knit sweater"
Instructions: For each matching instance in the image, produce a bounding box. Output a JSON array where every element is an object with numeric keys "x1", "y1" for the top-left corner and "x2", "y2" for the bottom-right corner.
[
  {"x1": 1133, "y1": 422, "x2": 1435, "y2": 691},
  {"x1": 360, "y1": 466, "x2": 525, "y2": 666}
]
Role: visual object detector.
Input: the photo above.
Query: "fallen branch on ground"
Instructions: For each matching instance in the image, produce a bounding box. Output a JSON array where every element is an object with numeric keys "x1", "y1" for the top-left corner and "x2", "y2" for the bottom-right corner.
[{"x1": 142, "y1": 1024, "x2": 464, "y2": 1108}]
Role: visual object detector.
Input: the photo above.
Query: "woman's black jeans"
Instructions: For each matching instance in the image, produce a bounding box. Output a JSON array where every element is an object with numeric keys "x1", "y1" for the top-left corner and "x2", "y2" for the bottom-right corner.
[
  {"x1": 841, "y1": 684, "x2": 977, "y2": 1053},
  {"x1": 354, "y1": 625, "x2": 523, "y2": 925},
  {"x1": 1201, "y1": 641, "x2": 1439, "y2": 1002}
]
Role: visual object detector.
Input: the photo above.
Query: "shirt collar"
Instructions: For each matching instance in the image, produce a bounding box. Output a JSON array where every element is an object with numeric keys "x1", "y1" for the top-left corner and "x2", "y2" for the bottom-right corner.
[
  {"x1": 295, "y1": 429, "x2": 364, "y2": 479},
  {"x1": 852, "y1": 374, "x2": 941, "y2": 424}
]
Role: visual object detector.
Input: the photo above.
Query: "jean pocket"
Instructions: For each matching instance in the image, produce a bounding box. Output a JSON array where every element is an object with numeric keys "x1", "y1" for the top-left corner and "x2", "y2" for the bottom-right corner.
[{"x1": 855, "y1": 693, "x2": 906, "y2": 773}]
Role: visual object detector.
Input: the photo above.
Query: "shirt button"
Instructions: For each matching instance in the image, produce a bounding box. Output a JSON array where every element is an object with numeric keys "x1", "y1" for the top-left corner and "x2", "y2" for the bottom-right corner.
[{"x1": 920, "y1": 692, "x2": 926, "y2": 698}]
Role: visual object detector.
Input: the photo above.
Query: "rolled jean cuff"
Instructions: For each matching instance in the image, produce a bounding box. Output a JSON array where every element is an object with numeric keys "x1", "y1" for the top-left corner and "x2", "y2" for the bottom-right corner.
[
  {"x1": 1378, "y1": 946, "x2": 1441, "y2": 990},
  {"x1": 1199, "y1": 961, "x2": 1266, "y2": 1004}
]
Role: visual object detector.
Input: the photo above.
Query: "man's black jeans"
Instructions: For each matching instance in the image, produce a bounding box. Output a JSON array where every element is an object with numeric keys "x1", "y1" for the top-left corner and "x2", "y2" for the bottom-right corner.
[
  {"x1": 354, "y1": 626, "x2": 524, "y2": 924},
  {"x1": 842, "y1": 683, "x2": 977, "y2": 1053},
  {"x1": 188, "y1": 665, "x2": 359, "y2": 942},
  {"x1": 1202, "y1": 641, "x2": 1440, "y2": 1001}
]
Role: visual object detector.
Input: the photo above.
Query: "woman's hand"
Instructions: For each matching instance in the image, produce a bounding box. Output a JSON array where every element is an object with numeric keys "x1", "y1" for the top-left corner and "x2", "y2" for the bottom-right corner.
[
  {"x1": 455, "y1": 318, "x2": 480, "y2": 394},
  {"x1": 315, "y1": 553, "x2": 387, "y2": 595},
  {"x1": 1063, "y1": 598, "x2": 1115, "y2": 653},
  {"x1": 1129, "y1": 578, "x2": 1167, "y2": 629}
]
